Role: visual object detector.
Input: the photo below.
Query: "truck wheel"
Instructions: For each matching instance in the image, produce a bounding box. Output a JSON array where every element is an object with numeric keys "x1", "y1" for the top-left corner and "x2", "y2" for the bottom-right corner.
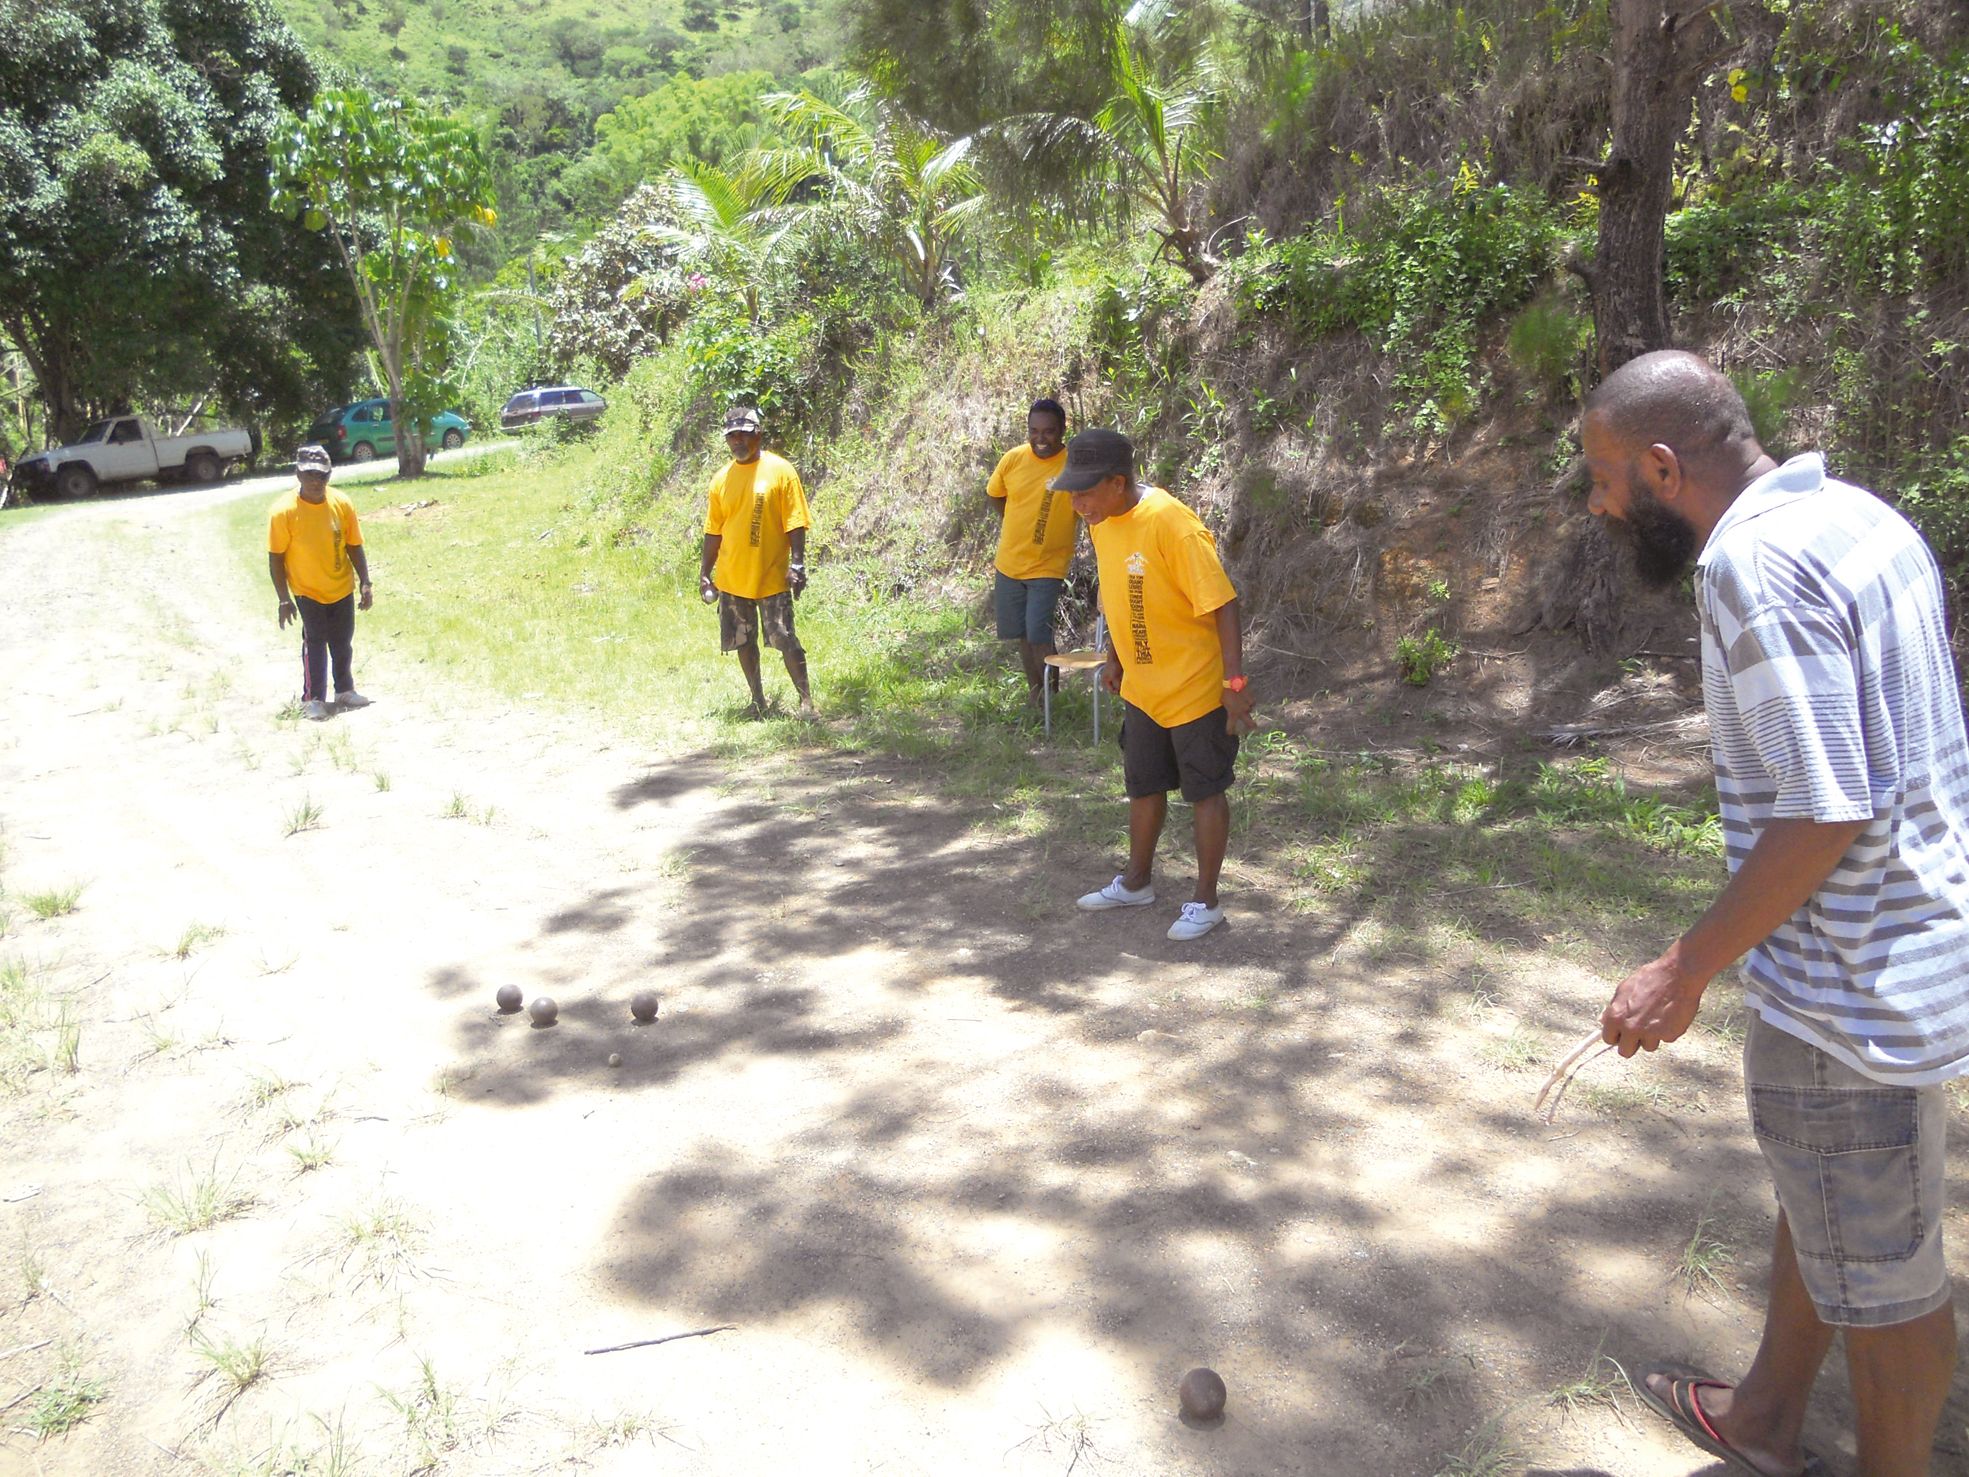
[
  {"x1": 441, "y1": 429, "x2": 464, "y2": 450},
  {"x1": 56, "y1": 464, "x2": 97, "y2": 500},
  {"x1": 187, "y1": 451, "x2": 222, "y2": 485},
  {"x1": 350, "y1": 442, "x2": 376, "y2": 463}
]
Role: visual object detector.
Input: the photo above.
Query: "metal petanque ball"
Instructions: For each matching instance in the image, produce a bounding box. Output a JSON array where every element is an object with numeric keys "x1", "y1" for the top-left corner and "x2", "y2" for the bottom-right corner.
[
  {"x1": 528, "y1": 996, "x2": 559, "y2": 1027},
  {"x1": 1178, "y1": 1367, "x2": 1227, "y2": 1423},
  {"x1": 630, "y1": 991, "x2": 660, "y2": 1023},
  {"x1": 495, "y1": 985, "x2": 523, "y2": 1013},
  {"x1": 608, "y1": 1052, "x2": 623, "y2": 1068}
]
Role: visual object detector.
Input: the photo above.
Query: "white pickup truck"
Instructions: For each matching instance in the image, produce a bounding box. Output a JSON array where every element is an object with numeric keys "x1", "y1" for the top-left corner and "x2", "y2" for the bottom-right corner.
[{"x1": 10, "y1": 415, "x2": 254, "y2": 499}]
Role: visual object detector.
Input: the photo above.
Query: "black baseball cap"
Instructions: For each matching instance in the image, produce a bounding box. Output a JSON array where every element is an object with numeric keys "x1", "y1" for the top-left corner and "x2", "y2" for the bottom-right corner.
[{"x1": 1047, "y1": 428, "x2": 1134, "y2": 493}]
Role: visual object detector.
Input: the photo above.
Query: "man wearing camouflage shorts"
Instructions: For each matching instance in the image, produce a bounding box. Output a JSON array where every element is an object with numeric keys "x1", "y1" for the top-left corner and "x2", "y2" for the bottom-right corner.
[{"x1": 698, "y1": 406, "x2": 815, "y2": 718}]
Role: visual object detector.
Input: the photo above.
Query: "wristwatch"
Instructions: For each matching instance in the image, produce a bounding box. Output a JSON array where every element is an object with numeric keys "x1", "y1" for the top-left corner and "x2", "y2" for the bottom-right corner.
[{"x1": 1223, "y1": 675, "x2": 1248, "y2": 693}]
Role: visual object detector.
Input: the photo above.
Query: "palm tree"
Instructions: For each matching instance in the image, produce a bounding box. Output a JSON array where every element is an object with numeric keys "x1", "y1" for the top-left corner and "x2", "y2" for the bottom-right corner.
[
  {"x1": 651, "y1": 159, "x2": 811, "y2": 324},
  {"x1": 995, "y1": 19, "x2": 1221, "y2": 284},
  {"x1": 766, "y1": 87, "x2": 990, "y2": 309}
]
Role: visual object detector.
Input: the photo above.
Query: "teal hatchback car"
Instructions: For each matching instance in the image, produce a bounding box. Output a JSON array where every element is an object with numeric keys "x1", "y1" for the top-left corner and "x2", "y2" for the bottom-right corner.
[{"x1": 305, "y1": 399, "x2": 470, "y2": 464}]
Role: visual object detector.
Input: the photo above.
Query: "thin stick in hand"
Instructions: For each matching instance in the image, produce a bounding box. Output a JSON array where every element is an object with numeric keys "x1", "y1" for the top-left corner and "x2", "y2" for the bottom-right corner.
[{"x1": 1534, "y1": 1029, "x2": 1615, "y2": 1124}]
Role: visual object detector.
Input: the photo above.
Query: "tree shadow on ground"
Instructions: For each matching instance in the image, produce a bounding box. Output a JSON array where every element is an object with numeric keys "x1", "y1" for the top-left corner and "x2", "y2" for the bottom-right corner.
[{"x1": 417, "y1": 735, "x2": 1969, "y2": 1469}]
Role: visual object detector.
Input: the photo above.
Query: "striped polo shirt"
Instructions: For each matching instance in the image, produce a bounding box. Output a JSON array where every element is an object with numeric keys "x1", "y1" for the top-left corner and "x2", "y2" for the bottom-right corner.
[{"x1": 1698, "y1": 453, "x2": 1969, "y2": 1085}]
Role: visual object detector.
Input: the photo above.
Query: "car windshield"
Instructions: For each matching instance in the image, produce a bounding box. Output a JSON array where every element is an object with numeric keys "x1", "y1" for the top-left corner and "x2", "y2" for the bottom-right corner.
[{"x1": 77, "y1": 422, "x2": 112, "y2": 444}]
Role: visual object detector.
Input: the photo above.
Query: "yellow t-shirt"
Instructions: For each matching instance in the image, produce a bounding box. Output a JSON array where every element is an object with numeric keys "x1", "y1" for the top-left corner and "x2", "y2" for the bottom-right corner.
[
  {"x1": 1089, "y1": 487, "x2": 1238, "y2": 729},
  {"x1": 988, "y1": 444, "x2": 1077, "y2": 580},
  {"x1": 268, "y1": 489, "x2": 363, "y2": 604},
  {"x1": 705, "y1": 450, "x2": 812, "y2": 600}
]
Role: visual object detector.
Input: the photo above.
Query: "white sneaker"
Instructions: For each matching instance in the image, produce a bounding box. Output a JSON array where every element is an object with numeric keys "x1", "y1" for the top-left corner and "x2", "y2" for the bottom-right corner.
[
  {"x1": 1167, "y1": 902, "x2": 1224, "y2": 940},
  {"x1": 1077, "y1": 876, "x2": 1156, "y2": 911},
  {"x1": 334, "y1": 690, "x2": 372, "y2": 709},
  {"x1": 303, "y1": 699, "x2": 330, "y2": 721}
]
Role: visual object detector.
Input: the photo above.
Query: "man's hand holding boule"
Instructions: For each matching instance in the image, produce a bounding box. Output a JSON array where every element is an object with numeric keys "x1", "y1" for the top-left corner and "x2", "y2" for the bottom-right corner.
[
  {"x1": 1102, "y1": 653, "x2": 1123, "y2": 695},
  {"x1": 1223, "y1": 684, "x2": 1257, "y2": 735}
]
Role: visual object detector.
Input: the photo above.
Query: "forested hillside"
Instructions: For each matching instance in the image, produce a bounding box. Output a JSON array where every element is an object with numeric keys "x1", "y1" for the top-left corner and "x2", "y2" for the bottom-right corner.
[
  {"x1": 272, "y1": 0, "x2": 848, "y2": 255},
  {"x1": 7, "y1": 0, "x2": 1969, "y2": 669}
]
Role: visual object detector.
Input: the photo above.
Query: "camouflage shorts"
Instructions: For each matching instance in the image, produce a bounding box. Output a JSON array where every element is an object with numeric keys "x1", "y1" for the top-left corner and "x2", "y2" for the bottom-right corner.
[{"x1": 718, "y1": 590, "x2": 802, "y2": 655}]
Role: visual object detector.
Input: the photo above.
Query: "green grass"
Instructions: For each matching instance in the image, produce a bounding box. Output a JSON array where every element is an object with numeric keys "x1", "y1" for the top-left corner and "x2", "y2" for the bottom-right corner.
[
  {"x1": 170, "y1": 922, "x2": 228, "y2": 959},
  {"x1": 1675, "y1": 1203, "x2": 1738, "y2": 1300},
  {"x1": 20, "y1": 884, "x2": 83, "y2": 920},
  {"x1": 217, "y1": 452, "x2": 1722, "y2": 959},
  {"x1": 1433, "y1": 1416, "x2": 1518, "y2": 1477},
  {"x1": 189, "y1": 1326, "x2": 272, "y2": 1399},
  {"x1": 282, "y1": 797, "x2": 323, "y2": 837},
  {"x1": 333, "y1": 1196, "x2": 426, "y2": 1290},
  {"x1": 19, "y1": 1348, "x2": 108, "y2": 1438},
  {"x1": 1547, "y1": 1340, "x2": 1632, "y2": 1418},
  {"x1": 141, "y1": 1156, "x2": 256, "y2": 1236}
]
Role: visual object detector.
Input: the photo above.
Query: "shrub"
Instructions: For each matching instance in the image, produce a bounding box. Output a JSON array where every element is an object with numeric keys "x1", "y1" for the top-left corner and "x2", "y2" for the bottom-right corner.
[
  {"x1": 679, "y1": 304, "x2": 821, "y2": 433},
  {"x1": 1506, "y1": 292, "x2": 1591, "y2": 403},
  {"x1": 1236, "y1": 167, "x2": 1563, "y2": 433},
  {"x1": 1395, "y1": 627, "x2": 1459, "y2": 686}
]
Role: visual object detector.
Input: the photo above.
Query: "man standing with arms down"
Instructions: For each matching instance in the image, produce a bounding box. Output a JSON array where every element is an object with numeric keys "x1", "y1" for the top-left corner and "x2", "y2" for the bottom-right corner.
[
  {"x1": 1055, "y1": 429, "x2": 1256, "y2": 941},
  {"x1": 699, "y1": 406, "x2": 815, "y2": 718},
  {"x1": 986, "y1": 397, "x2": 1075, "y2": 708},
  {"x1": 1588, "y1": 351, "x2": 1964, "y2": 1477},
  {"x1": 268, "y1": 444, "x2": 372, "y2": 721}
]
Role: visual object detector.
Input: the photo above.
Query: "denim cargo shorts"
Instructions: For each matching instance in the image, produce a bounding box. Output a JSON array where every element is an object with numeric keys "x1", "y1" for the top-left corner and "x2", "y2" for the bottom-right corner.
[{"x1": 1744, "y1": 1012, "x2": 1951, "y2": 1328}]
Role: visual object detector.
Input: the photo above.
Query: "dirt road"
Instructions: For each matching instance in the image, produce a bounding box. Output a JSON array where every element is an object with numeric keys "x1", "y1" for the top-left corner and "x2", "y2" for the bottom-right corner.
[{"x1": 0, "y1": 484, "x2": 1959, "y2": 1474}]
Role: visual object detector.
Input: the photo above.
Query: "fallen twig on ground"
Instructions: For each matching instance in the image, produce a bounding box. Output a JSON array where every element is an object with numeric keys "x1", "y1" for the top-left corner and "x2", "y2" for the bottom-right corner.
[{"x1": 583, "y1": 1325, "x2": 736, "y2": 1356}]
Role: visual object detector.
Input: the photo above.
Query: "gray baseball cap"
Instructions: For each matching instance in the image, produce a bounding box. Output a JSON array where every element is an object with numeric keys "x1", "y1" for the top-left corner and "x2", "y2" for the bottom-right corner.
[
  {"x1": 296, "y1": 444, "x2": 332, "y2": 473},
  {"x1": 1047, "y1": 428, "x2": 1134, "y2": 492},
  {"x1": 723, "y1": 406, "x2": 762, "y2": 433}
]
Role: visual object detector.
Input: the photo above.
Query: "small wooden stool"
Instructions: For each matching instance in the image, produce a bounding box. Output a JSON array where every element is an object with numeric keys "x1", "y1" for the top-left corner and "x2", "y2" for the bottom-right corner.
[{"x1": 1042, "y1": 649, "x2": 1108, "y2": 742}]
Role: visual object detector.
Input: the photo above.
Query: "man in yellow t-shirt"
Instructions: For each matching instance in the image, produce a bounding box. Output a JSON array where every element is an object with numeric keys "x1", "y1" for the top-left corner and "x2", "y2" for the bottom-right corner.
[
  {"x1": 267, "y1": 444, "x2": 373, "y2": 722},
  {"x1": 1053, "y1": 429, "x2": 1257, "y2": 941},
  {"x1": 697, "y1": 406, "x2": 815, "y2": 718},
  {"x1": 986, "y1": 397, "x2": 1076, "y2": 706}
]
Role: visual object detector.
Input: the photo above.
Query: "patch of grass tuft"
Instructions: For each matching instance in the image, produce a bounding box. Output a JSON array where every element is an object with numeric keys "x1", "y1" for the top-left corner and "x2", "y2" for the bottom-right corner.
[
  {"x1": 282, "y1": 796, "x2": 324, "y2": 837},
  {"x1": 21, "y1": 1348, "x2": 108, "y2": 1438},
  {"x1": 170, "y1": 922, "x2": 227, "y2": 959},
  {"x1": 333, "y1": 1195, "x2": 426, "y2": 1289},
  {"x1": 1675, "y1": 1201, "x2": 1738, "y2": 1300},
  {"x1": 141, "y1": 1156, "x2": 255, "y2": 1236},
  {"x1": 21, "y1": 884, "x2": 83, "y2": 920}
]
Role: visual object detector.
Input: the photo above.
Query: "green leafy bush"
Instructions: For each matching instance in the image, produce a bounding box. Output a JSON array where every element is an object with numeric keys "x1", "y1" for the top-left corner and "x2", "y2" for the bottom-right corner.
[
  {"x1": 1505, "y1": 293, "x2": 1591, "y2": 403},
  {"x1": 679, "y1": 304, "x2": 820, "y2": 432},
  {"x1": 1395, "y1": 627, "x2": 1459, "y2": 686},
  {"x1": 1730, "y1": 367, "x2": 1807, "y2": 454},
  {"x1": 1236, "y1": 168, "x2": 1562, "y2": 432},
  {"x1": 1897, "y1": 437, "x2": 1969, "y2": 600}
]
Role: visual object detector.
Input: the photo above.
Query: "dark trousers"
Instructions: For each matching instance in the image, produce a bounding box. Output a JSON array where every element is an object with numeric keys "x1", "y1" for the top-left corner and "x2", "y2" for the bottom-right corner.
[{"x1": 296, "y1": 594, "x2": 355, "y2": 701}]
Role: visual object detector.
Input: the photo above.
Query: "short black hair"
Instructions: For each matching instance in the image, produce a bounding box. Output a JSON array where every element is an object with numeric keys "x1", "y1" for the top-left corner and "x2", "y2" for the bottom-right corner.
[
  {"x1": 1584, "y1": 350, "x2": 1758, "y2": 466},
  {"x1": 1028, "y1": 398, "x2": 1066, "y2": 428}
]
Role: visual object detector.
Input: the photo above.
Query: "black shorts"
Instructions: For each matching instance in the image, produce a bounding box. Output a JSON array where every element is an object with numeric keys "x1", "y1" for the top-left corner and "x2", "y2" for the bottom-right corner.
[{"x1": 1119, "y1": 701, "x2": 1239, "y2": 802}]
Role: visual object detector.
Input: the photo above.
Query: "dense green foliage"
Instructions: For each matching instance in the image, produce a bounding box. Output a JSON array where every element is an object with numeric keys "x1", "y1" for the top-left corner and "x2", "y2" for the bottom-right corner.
[
  {"x1": 272, "y1": 0, "x2": 846, "y2": 261},
  {"x1": 0, "y1": 0, "x2": 363, "y2": 448},
  {"x1": 270, "y1": 84, "x2": 495, "y2": 474}
]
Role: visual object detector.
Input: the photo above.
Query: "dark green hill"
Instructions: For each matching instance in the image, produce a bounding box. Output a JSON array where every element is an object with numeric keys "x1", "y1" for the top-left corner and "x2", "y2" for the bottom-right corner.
[{"x1": 272, "y1": 0, "x2": 847, "y2": 250}]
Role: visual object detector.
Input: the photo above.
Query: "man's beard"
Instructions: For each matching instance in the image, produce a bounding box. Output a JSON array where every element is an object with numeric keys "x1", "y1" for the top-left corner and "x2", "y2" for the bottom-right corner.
[{"x1": 1620, "y1": 476, "x2": 1700, "y2": 589}]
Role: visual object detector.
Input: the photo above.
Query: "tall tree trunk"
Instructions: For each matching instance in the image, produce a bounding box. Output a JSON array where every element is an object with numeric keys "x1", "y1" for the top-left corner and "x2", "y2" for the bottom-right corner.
[
  {"x1": 1312, "y1": 1, "x2": 1331, "y2": 40},
  {"x1": 1590, "y1": 0, "x2": 1720, "y2": 376},
  {"x1": 1541, "y1": 0, "x2": 1721, "y2": 652}
]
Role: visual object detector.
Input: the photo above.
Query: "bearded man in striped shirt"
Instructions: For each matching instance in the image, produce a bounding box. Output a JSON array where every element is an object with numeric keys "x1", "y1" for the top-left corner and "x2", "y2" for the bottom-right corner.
[{"x1": 1586, "y1": 351, "x2": 1963, "y2": 1477}]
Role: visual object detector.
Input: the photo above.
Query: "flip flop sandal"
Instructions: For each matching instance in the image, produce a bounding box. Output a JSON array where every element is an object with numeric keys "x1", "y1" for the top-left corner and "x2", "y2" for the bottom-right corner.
[{"x1": 1637, "y1": 1367, "x2": 1831, "y2": 1477}]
